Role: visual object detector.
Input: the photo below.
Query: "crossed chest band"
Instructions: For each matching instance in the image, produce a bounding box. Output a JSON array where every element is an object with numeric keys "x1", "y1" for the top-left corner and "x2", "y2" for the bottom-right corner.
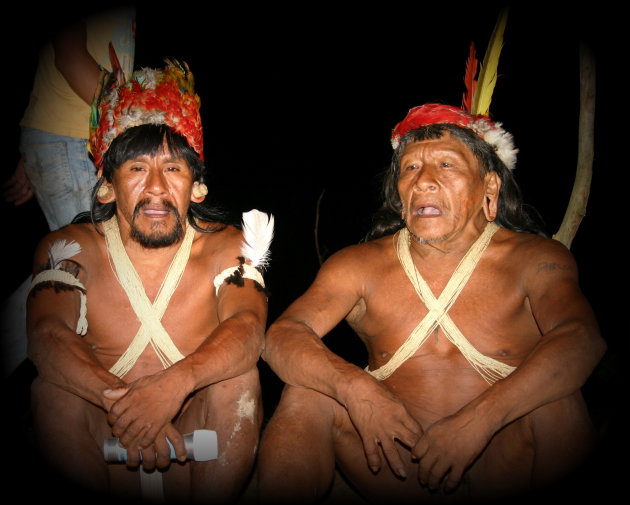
[
  {"x1": 366, "y1": 222, "x2": 516, "y2": 384},
  {"x1": 101, "y1": 216, "x2": 199, "y2": 378},
  {"x1": 105, "y1": 218, "x2": 265, "y2": 377},
  {"x1": 31, "y1": 217, "x2": 266, "y2": 379}
]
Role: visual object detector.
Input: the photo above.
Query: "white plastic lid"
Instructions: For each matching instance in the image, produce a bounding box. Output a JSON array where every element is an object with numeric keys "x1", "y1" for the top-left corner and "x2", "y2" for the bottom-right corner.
[{"x1": 192, "y1": 430, "x2": 219, "y2": 461}]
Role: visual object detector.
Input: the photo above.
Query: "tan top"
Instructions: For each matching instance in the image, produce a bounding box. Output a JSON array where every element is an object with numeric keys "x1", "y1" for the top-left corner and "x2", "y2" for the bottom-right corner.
[{"x1": 20, "y1": 6, "x2": 135, "y2": 138}]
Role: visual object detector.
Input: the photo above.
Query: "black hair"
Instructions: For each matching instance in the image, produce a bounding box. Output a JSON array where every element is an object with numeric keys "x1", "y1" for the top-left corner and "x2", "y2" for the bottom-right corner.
[
  {"x1": 365, "y1": 123, "x2": 546, "y2": 241},
  {"x1": 73, "y1": 124, "x2": 229, "y2": 232}
]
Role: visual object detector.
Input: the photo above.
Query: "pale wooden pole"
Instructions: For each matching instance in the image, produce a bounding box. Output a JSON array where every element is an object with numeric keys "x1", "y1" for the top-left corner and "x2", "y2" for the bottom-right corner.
[{"x1": 553, "y1": 44, "x2": 596, "y2": 248}]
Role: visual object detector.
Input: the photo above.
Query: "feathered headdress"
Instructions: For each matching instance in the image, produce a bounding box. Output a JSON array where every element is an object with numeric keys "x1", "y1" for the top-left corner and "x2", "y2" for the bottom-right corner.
[
  {"x1": 88, "y1": 50, "x2": 203, "y2": 169},
  {"x1": 390, "y1": 9, "x2": 517, "y2": 170}
]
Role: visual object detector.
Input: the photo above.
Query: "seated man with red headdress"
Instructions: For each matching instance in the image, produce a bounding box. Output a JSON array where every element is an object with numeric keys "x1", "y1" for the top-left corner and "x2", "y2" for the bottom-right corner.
[
  {"x1": 256, "y1": 95, "x2": 604, "y2": 502},
  {"x1": 27, "y1": 59, "x2": 273, "y2": 503}
]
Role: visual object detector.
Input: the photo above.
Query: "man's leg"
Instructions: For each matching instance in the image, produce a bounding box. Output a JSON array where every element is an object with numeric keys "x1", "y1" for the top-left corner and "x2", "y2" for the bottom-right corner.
[
  {"x1": 30, "y1": 376, "x2": 113, "y2": 497},
  {"x1": 257, "y1": 385, "x2": 337, "y2": 504},
  {"x1": 165, "y1": 367, "x2": 263, "y2": 504},
  {"x1": 1, "y1": 277, "x2": 30, "y2": 377}
]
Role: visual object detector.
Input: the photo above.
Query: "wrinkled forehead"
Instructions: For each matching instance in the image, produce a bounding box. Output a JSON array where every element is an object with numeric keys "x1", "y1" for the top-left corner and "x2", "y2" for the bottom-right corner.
[{"x1": 400, "y1": 131, "x2": 478, "y2": 163}]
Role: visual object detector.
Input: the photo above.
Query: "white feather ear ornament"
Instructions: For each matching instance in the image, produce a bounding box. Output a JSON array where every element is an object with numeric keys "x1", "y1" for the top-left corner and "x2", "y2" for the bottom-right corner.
[{"x1": 241, "y1": 209, "x2": 274, "y2": 270}]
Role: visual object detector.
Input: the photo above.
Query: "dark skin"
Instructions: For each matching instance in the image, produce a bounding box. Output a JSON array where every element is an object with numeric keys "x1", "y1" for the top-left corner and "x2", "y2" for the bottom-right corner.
[
  {"x1": 258, "y1": 132, "x2": 605, "y2": 502},
  {"x1": 28, "y1": 148, "x2": 267, "y2": 502}
]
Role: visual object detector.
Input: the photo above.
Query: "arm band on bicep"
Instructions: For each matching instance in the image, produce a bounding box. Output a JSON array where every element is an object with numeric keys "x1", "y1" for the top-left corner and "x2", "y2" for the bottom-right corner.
[
  {"x1": 30, "y1": 270, "x2": 88, "y2": 335},
  {"x1": 212, "y1": 264, "x2": 265, "y2": 296}
]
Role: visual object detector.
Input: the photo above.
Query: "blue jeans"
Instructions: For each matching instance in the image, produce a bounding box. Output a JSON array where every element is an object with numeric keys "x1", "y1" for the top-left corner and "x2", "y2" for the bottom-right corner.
[
  {"x1": 1, "y1": 128, "x2": 99, "y2": 377},
  {"x1": 20, "y1": 127, "x2": 98, "y2": 231}
]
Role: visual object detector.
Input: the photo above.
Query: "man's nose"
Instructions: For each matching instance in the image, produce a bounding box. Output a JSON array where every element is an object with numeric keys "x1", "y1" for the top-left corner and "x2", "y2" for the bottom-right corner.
[
  {"x1": 413, "y1": 168, "x2": 438, "y2": 192},
  {"x1": 146, "y1": 170, "x2": 168, "y2": 195}
]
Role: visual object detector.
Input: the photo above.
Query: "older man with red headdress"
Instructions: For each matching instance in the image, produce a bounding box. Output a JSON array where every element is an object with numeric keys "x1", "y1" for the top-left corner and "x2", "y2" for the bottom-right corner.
[
  {"x1": 257, "y1": 65, "x2": 605, "y2": 504},
  {"x1": 27, "y1": 58, "x2": 273, "y2": 503}
]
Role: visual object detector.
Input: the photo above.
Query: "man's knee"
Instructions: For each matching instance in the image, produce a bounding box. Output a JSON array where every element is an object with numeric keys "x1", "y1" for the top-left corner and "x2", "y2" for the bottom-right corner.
[
  {"x1": 29, "y1": 377, "x2": 111, "y2": 493},
  {"x1": 181, "y1": 368, "x2": 262, "y2": 421},
  {"x1": 163, "y1": 371, "x2": 264, "y2": 503},
  {"x1": 258, "y1": 386, "x2": 337, "y2": 503},
  {"x1": 262, "y1": 385, "x2": 336, "y2": 462},
  {"x1": 31, "y1": 377, "x2": 103, "y2": 430},
  {"x1": 176, "y1": 368, "x2": 263, "y2": 477}
]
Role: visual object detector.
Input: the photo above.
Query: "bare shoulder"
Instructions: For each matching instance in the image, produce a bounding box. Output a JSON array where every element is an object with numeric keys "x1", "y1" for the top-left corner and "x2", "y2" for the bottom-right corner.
[
  {"x1": 492, "y1": 227, "x2": 579, "y2": 282},
  {"x1": 193, "y1": 222, "x2": 247, "y2": 272},
  {"x1": 494, "y1": 227, "x2": 575, "y2": 260},
  {"x1": 318, "y1": 233, "x2": 396, "y2": 280},
  {"x1": 271, "y1": 235, "x2": 398, "y2": 332},
  {"x1": 30, "y1": 223, "x2": 107, "y2": 290},
  {"x1": 33, "y1": 222, "x2": 103, "y2": 263}
]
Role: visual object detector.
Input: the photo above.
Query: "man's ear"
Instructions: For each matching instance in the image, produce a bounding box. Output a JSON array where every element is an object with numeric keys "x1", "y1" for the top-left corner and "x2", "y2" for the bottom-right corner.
[
  {"x1": 97, "y1": 181, "x2": 116, "y2": 204},
  {"x1": 482, "y1": 172, "x2": 501, "y2": 222},
  {"x1": 191, "y1": 182, "x2": 208, "y2": 203}
]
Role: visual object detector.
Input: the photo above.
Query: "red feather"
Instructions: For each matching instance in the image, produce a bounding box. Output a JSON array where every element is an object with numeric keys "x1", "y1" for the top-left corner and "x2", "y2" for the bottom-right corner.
[{"x1": 462, "y1": 42, "x2": 478, "y2": 113}]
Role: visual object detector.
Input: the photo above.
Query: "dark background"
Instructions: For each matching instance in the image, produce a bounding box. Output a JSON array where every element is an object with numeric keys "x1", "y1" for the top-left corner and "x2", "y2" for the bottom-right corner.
[{"x1": 2, "y1": 2, "x2": 625, "y2": 502}]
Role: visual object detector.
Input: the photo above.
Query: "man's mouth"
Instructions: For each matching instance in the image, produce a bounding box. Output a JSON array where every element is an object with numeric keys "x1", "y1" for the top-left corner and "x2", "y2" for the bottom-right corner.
[
  {"x1": 142, "y1": 207, "x2": 171, "y2": 217},
  {"x1": 134, "y1": 199, "x2": 176, "y2": 218},
  {"x1": 416, "y1": 205, "x2": 442, "y2": 216},
  {"x1": 130, "y1": 199, "x2": 184, "y2": 248}
]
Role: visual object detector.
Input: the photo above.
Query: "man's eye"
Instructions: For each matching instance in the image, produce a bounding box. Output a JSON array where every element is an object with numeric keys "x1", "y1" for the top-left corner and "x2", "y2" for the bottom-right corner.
[
  {"x1": 440, "y1": 161, "x2": 454, "y2": 168},
  {"x1": 166, "y1": 165, "x2": 181, "y2": 172},
  {"x1": 130, "y1": 165, "x2": 144, "y2": 171},
  {"x1": 404, "y1": 164, "x2": 419, "y2": 171}
]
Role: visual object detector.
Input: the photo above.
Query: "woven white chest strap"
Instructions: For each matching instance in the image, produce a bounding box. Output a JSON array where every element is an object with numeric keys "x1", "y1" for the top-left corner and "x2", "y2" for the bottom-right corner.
[
  {"x1": 103, "y1": 217, "x2": 195, "y2": 378},
  {"x1": 367, "y1": 222, "x2": 515, "y2": 384}
]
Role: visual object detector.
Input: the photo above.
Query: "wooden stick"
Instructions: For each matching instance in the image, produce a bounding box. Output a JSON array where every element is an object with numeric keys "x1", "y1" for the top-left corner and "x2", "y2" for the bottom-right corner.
[{"x1": 553, "y1": 44, "x2": 596, "y2": 249}]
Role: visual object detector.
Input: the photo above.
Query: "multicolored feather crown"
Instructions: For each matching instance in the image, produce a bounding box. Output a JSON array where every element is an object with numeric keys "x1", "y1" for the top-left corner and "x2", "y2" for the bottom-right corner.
[
  {"x1": 89, "y1": 57, "x2": 203, "y2": 168},
  {"x1": 390, "y1": 9, "x2": 517, "y2": 170},
  {"x1": 390, "y1": 103, "x2": 518, "y2": 170}
]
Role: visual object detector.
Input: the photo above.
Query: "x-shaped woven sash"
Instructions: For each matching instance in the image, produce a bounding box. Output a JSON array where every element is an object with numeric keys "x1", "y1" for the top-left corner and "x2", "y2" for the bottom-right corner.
[
  {"x1": 103, "y1": 217, "x2": 194, "y2": 378},
  {"x1": 367, "y1": 222, "x2": 515, "y2": 384}
]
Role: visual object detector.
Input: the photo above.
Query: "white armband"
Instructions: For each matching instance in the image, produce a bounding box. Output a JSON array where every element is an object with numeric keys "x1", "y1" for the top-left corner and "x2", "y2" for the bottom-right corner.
[
  {"x1": 30, "y1": 269, "x2": 88, "y2": 335},
  {"x1": 212, "y1": 264, "x2": 265, "y2": 296}
]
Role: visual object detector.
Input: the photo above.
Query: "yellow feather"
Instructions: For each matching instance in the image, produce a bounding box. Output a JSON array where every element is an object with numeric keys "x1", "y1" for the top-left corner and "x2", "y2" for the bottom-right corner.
[{"x1": 471, "y1": 8, "x2": 509, "y2": 116}]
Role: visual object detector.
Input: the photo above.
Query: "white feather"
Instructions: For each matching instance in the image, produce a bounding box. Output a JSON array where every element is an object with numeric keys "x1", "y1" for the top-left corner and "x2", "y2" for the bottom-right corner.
[
  {"x1": 241, "y1": 210, "x2": 274, "y2": 269},
  {"x1": 48, "y1": 240, "x2": 82, "y2": 269}
]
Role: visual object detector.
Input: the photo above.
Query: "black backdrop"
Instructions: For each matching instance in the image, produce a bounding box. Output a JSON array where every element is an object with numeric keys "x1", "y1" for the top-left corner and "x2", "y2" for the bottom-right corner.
[{"x1": 2, "y1": 2, "x2": 625, "y2": 502}]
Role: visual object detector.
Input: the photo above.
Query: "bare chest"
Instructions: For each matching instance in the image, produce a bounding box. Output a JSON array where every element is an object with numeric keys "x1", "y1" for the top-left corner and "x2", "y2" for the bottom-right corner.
[
  {"x1": 82, "y1": 256, "x2": 218, "y2": 374},
  {"x1": 348, "y1": 260, "x2": 539, "y2": 370}
]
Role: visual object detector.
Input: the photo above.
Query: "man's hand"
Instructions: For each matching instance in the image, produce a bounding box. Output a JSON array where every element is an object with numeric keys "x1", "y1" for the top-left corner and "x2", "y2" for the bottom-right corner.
[
  {"x1": 103, "y1": 370, "x2": 189, "y2": 455},
  {"x1": 345, "y1": 380, "x2": 422, "y2": 479},
  {"x1": 118, "y1": 423, "x2": 187, "y2": 470},
  {"x1": 412, "y1": 408, "x2": 494, "y2": 493},
  {"x1": 3, "y1": 156, "x2": 34, "y2": 206}
]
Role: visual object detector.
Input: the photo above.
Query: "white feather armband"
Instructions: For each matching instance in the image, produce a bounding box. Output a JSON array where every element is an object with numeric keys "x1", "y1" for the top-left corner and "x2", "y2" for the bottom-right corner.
[
  {"x1": 30, "y1": 269, "x2": 88, "y2": 335},
  {"x1": 213, "y1": 264, "x2": 265, "y2": 295},
  {"x1": 212, "y1": 209, "x2": 274, "y2": 295},
  {"x1": 29, "y1": 239, "x2": 87, "y2": 335}
]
